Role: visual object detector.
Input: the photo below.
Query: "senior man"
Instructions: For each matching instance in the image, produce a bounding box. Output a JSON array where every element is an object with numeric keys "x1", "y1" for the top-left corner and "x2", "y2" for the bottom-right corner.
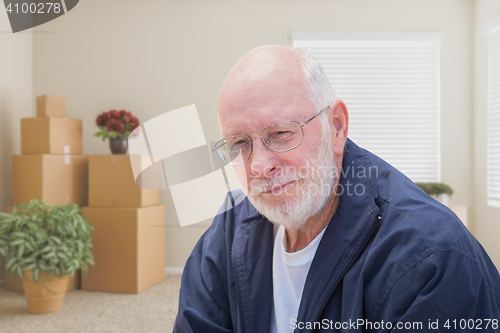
[{"x1": 174, "y1": 45, "x2": 500, "y2": 332}]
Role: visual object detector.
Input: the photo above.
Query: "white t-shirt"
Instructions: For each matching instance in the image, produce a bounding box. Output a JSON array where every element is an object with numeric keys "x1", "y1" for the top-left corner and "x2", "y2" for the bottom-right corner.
[{"x1": 270, "y1": 224, "x2": 327, "y2": 333}]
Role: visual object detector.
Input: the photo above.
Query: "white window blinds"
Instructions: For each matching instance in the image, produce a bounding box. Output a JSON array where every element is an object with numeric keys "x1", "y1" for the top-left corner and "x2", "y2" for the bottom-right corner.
[
  {"x1": 486, "y1": 20, "x2": 500, "y2": 205},
  {"x1": 293, "y1": 33, "x2": 441, "y2": 182}
]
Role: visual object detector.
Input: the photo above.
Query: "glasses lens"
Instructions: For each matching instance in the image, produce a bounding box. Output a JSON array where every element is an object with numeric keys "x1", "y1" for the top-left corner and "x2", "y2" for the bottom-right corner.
[
  {"x1": 215, "y1": 135, "x2": 251, "y2": 165},
  {"x1": 262, "y1": 121, "x2": 303, "y2": 152}
]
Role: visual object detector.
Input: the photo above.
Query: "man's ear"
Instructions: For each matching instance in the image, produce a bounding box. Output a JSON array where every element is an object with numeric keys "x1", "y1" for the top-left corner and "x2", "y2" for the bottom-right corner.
[{"x1": 329, "y1": 99, "x2": 349, "y2": 155}]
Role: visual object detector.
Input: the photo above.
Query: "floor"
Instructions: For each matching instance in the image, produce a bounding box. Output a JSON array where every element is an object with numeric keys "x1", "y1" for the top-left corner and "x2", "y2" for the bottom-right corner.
[{"x1": 0, "y1": 275, "x2": 182, "y2": 333}]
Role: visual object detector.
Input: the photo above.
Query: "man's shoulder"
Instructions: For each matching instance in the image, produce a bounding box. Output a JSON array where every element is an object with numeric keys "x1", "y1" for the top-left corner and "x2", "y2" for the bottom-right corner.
[
  {"x1": 348, "y1": 140, "x2": 499, "y2": 288},
  {"x1": 372, "y1": 194, "x2": 479, "y2": 268},
  {"x1": 350, "y1": 141, "x2": 471, "y2": 253},
  {"x1": 346, "y1": 145, "x2": 500, "y2": 315}
]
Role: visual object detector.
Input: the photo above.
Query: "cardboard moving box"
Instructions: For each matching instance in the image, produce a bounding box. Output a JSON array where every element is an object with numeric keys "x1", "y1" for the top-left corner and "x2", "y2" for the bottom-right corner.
[
  {"x1": 89, "y1": 155, "x2": 159, "y2": 207},
  {"x1": 21, "y1": 117, "x2": 82, "y2": 154},
  {"x1": 36, "y1": 95, "x2": 66, "y2": 117},
  {"x1": 12, "y1": 155, "x2": 88, "y2": 206},
  {"x1": 81, "y1": 205, "x2": 165, "y2": 294}
]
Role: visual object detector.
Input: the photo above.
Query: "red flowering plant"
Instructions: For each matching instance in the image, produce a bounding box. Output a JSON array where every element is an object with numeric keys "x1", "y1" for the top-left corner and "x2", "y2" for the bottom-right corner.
[{"x1": 94, "y1": 109, "x2": 140, "y2": 141}]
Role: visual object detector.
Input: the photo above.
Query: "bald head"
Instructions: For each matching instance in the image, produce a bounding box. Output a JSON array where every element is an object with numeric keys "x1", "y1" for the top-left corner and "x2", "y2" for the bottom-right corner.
[
  {"x1": 217, "y1": 45, "x2": 335, "y2": 137},
  {"x1": 218, "y1": 45, "x2": 308, "y2": 118},
  {"x1": 227, "y1": 45, "x2": 305, "y2": 80}
]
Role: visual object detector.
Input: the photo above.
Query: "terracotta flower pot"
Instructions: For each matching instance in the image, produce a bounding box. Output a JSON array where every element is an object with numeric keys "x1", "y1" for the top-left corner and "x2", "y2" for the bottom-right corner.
[{"x1": 22, "y1": 270, "x2": 70, "y2": 314}]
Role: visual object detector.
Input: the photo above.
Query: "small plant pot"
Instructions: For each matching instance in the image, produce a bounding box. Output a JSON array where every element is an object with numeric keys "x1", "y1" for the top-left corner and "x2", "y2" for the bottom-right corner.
[
  {"x1": 109, "y1": 137, "x2": 128, "y2": 154},
  {"x1": 431, "y1": 194, "x2": 449, "y2": 206},
  {"x1": 22, "y1": 270, "x2": 70, "y2": 314}
]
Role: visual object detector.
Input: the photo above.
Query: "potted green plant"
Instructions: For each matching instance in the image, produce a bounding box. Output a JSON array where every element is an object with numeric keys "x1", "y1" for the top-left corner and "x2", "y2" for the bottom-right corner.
[
  {"x1": 415, "y1": 182, "x2": 454, "y2": 205},
  {"x1": 0, "y1": 199, "x2": 95, "y2": 314},
  {"x1": 94, "y1": 109, "x2": 140, "y2": 154}
]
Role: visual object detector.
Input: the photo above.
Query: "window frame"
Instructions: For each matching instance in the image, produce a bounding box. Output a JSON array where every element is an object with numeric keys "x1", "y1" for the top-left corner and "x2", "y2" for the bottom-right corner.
[{"x1": 484, "y1": 17, "x2": 500, "y2": 208}]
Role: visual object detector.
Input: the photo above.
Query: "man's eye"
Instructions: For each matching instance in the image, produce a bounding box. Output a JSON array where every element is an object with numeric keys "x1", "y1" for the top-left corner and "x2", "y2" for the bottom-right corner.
[
  {"x1": 229, "y1": 139, "x2": 249, "y2": 150},
  {"x1": 270, "y1": 131, "x2": 292, "y2": 140}
]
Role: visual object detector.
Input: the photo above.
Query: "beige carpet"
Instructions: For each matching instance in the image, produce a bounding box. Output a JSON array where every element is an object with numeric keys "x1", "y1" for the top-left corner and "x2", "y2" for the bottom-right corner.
[{"x1": 0, "y1": 274, "x2": 182, "y2": 333}]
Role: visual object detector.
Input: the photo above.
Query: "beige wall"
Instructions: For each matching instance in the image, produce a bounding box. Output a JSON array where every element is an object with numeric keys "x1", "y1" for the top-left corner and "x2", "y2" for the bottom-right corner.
[
  {"x1": 29, "y1": 0, "x2": 476, "y2": 268},
  {"x1": 0, "y1": 11, "x2": 33, "y2": 282},
  {"x1": 473, "y1": 0, "x2": 500, "y2": 268}
]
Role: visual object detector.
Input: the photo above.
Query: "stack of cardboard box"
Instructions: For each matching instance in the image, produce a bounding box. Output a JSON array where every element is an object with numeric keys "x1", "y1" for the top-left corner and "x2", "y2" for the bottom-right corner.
[
  {"x1": 82, "y1": 155, "x2": 165, "y2": 293},
  {"x1": 5, "y1": 95, "x2": 88, "y2": 293}
]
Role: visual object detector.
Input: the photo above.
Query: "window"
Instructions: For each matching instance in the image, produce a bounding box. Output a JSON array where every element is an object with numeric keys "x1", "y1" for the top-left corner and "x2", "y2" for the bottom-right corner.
[
  {"x1": 293, "y1": 33, "x2": 441, "y2": 182},
  {"x1": 485, "y1": 18, "x2": 500, "y2": 207}
]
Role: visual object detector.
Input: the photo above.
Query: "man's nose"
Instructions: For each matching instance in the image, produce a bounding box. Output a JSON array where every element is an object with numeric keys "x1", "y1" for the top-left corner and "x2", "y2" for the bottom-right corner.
[{"x1": 249, "y1": 139, "x2": 281, "y2": 178}]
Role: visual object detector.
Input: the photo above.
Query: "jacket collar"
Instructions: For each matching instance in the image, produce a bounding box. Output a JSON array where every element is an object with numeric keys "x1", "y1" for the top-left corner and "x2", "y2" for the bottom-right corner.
[
  {"x1": 231, "y1": 138, "x2": 381, "y2": 333},
  {"x1": 296, "y1": 138, "x2": 381, "y2": 329}
]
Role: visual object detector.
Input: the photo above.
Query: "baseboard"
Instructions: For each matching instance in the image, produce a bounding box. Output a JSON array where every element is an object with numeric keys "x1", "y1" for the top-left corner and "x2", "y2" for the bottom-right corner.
[{"x1": 165, "y1": 267, "x2": 183, "y2": 275}]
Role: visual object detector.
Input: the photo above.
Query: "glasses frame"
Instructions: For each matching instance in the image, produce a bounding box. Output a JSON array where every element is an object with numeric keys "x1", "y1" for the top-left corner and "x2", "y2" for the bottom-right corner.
[{"x1": 213, "y1": 107, "x2": 328, "y2": 165}]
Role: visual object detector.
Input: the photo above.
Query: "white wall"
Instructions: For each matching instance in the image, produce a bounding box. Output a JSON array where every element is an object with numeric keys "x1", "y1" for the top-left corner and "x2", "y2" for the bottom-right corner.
[
  {"x1": 473, "y1": 0, "x2": 500, "y2": 268},
  {"x1": 0, "y1": 11, "x2": 33, "y2": 282},
  {"x1": 30, "y1": 0, "x2": 476, "y2": 268}
]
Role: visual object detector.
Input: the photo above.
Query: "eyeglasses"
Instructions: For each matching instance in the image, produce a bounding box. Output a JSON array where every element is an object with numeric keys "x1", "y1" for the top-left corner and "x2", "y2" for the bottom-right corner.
[{"x1": 212, "y1": 108, "x2": 327, "y2": 165}]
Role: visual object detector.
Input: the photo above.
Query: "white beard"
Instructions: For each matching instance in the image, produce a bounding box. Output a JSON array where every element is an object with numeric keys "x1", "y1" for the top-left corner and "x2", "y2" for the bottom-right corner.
[{"x1": 237, "y1": 115, "x2": 335, "y2": 229}]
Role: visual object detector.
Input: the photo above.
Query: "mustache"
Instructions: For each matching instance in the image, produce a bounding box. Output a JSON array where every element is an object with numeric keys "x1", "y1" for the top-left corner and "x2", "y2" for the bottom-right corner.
[{"x1": 249, "y1": 173, "x2": 305, "y2": 195}]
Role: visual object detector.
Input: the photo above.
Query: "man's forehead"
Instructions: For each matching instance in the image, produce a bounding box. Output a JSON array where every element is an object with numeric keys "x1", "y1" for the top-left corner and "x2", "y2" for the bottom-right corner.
[
  {"x1": 219, "y1": 97, "x2": 314, "y2": 138},
  {"x1": 221, "y1": 108, "x2": 289, "y2": 136}
]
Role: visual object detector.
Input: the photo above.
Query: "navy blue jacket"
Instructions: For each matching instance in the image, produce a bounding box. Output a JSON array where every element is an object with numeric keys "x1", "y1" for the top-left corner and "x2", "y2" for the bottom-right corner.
[{"x1": 174, "y1": 139, "x2": 500, "y2": 332}]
